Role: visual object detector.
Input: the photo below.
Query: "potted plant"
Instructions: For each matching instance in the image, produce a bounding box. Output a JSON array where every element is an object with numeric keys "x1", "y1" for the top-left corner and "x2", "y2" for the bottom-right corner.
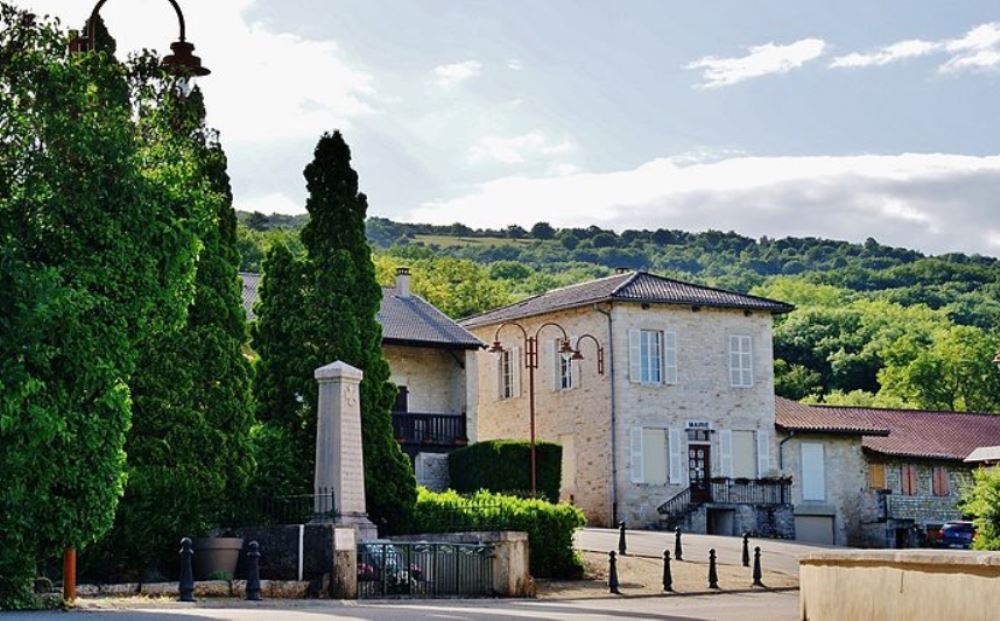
[{"x1": 192, "y1": 531, "x2": 244, "y2": 581}]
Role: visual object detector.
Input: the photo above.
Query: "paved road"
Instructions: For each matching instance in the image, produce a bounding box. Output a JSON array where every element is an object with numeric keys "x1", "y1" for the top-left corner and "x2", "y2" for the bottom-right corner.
[
  {"x1": 575, "y1": 527, "x2": 837, "y2": 575},
  {"x1": 6, "y1": 591, "x2": 799, "y2": 620}
]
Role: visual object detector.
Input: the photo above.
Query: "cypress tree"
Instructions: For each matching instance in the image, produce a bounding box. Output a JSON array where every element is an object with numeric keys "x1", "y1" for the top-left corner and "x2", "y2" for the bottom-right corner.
[{"x1": 254, "y1": 131, "x2": 416, "y2": 532}]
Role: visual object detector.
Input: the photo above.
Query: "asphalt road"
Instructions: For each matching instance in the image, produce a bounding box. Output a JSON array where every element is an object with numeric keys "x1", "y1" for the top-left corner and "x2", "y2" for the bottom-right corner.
[
  {"x1": 6, "y1": 591, "x2": 799, "y2": 620},
  {"x1": 575, "y1": 527, "x2": 837, "y2": 575}
]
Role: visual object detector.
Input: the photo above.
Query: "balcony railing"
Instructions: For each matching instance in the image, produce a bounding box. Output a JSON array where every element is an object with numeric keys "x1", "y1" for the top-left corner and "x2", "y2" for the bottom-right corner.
[
  {"x1": 707, "y1": 477, "x2": 792, "y2": 505},
  {"x1": 392, "y1": 412, "x2": 468, "y2": 448}
]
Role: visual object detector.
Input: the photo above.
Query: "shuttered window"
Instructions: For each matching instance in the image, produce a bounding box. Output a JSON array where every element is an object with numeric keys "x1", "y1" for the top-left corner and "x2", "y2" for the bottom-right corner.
[
  {"x1": 868, "y1": 463, "x2": 887, "y2": 490},
  {"x1": 932, "y1": 466, "x2": 950, "y2": 497},
  {"x1": 628, "y1": 329, "x2": 677, "y2": 385},
  {"x1": 900, "y1": 464, "x2": 919, "y2": 496},
  {"x1": 729, "y1": 335, "x2": 753, "y2": 388}
]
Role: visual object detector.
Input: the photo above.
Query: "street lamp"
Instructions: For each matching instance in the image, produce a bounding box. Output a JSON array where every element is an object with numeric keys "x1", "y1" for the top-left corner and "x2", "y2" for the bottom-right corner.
[
  {"x1": 572, "y1": 333, "x2": 606, "y2": 376},
  {"x1": 69, "y1": 0, "x2": 210, "y2": 78},
  {"x1": 491, "y1": 322, "x2": 601, "y2": 496}
]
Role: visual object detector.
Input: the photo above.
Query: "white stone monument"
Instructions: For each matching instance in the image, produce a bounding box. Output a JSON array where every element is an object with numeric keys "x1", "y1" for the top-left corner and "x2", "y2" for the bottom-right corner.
[{"x1": 314, "y1": 361, "x2": 378, "y2": 541}]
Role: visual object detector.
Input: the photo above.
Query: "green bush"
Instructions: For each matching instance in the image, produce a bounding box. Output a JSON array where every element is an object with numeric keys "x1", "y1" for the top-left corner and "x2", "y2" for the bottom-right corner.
[
  {"x1": 960, "y1": 466, "x2": 1000, "y2": 550},
  {"x1": 410, "y1": 488, "x2": 585, "y2": 579},
  {"x1": 449, "y1": 440, "x2": 562, "y2": 502}
]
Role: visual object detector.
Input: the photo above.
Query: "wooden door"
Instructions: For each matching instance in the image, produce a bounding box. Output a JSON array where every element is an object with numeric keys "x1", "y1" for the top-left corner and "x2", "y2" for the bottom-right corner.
[{"x1": 689, "y1": 444, "x2": 711, "y2": 502}]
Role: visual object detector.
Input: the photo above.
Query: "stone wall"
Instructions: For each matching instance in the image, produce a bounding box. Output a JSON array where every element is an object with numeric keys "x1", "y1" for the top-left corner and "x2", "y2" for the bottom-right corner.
[
  {"x1": 414, "y1": 452, "x2": 450, "y2": 491},
  {"x1": 800, "y1": 550, "x2": 1000, "y2": 621},
  {"x1": 879, "y1": 459, "x2": 971, "y2": 527},
  {"x1": 776, "y1": 433, "x2": 867, "y2": 546},
  {"x1": 383, "y1": 343, "x2": 468, "y2": 415}
]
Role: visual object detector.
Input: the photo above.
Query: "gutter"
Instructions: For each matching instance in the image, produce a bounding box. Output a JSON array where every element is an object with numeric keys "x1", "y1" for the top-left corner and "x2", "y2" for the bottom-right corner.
[
  {"x1": 778, "y1": 429, "x2": 795, "y2": 470},
  {"x1": 594, "y1": 302, "x2": 617, "y2": 524}
]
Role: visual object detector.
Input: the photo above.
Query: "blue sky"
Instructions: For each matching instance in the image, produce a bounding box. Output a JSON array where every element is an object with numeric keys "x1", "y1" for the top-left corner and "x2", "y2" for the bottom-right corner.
[{"x1": 19, "y1": 1, "x2": 1000, "y2": 255}]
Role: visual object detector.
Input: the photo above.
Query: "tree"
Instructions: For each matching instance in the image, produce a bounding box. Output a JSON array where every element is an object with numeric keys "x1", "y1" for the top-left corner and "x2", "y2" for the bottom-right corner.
[
  {"x1": 530, "y1": 221, "x2": 556, "y2": 240},
  {"x1": 254, "y1": 132, "x2": 416, "y2": 532},
  {"x1": 0, "y1": 8, "x2": 204, "y2": 606},
  {"x1": 960, "y1": 467, "x2": 1000, "y2": 551},
  {"x1": 373, "y1": 255, "x2": 512, "y2": 319},
  {"x1": 89, "y1": 87, "x2": 256, "y2": 576}
]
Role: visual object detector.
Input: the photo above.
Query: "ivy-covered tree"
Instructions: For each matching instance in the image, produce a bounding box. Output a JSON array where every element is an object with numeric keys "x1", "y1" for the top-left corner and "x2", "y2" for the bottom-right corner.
[
  {"x1": 89, "y1": 86, "x2": 256, "y2": 577},
  {"x1": 254, "y1": 132, "x2": 416, "y2": 532},
  {"x1": 0, "y1": 7, "x2": 204, "y2": 607}
]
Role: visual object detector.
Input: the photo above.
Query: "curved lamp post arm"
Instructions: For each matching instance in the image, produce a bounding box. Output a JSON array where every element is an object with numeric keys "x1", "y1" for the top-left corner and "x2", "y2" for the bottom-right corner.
[
  {"x1": 491, "y1": 322, "x2": 529, "y2": 350},
  {"x1": 85, "y1": 0, "x2": 187, "y2": 45},
  {"x1": 532, "y1": 321, "x2": 571, "y2": 344},
  {"x1": 574, "y1": 333, "x2": 605, "y2": 375}
]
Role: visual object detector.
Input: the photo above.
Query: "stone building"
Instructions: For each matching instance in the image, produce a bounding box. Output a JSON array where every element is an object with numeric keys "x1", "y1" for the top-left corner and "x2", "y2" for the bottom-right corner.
[
  {"x1": 775, "y1": 397, "x2": 1000, "y2": 547},
  {"x1": 461, "y1": 270, "x2": 795, "y2": 530},
  {"x1": 241, "y1": 268, "x2": 482, "y2": 489}
]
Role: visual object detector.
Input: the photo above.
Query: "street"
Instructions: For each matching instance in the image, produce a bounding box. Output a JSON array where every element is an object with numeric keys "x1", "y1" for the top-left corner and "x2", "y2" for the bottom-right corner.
[
  {"x1": 7, "y1": 591, "x2": 799, "y2": 620},
  {"x1": 575, "y1": 527, "x2": 835, "y2": 575}
]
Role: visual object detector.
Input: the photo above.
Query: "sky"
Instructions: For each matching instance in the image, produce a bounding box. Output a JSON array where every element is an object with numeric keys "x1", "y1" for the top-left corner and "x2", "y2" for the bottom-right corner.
[{"x1": 16, "y1": 0, "x2": 1000, "y2": 256}]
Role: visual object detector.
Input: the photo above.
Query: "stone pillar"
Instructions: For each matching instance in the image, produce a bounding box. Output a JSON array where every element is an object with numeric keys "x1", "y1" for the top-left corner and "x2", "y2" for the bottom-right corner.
[{"x1": 314, "y1": 361, "x2": 378, "y2": 541}]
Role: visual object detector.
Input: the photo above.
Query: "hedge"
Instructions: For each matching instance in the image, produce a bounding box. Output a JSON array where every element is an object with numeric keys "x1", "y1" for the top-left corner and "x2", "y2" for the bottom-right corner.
[
  {"x1": 449, "y1": 440, "x2": 562, "y2": 502},
  {"x1": 409, "y1": 488, "x2": 585, "y2": 579}
]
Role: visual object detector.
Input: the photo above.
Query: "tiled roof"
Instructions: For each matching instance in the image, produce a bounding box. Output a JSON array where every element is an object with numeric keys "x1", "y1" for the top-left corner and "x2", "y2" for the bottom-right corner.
[
  {"x1": 240, "y1": 272, "x2": 482, "y2": 349},
  {"x1": 461, "y1": 271, "x2": 793, "y2": 328},
  {"x1": 775, "y1": 397, "x2": 1000, "y2": 461},
  {"x1": 775, "y1": 397, "x2": 890, "y2": 436}
]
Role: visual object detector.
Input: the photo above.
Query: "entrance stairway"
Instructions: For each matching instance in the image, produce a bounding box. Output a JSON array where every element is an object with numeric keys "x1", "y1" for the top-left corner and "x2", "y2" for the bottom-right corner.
[{"x1": 657, "y1": 477, "x2": 793, "y2": 530}]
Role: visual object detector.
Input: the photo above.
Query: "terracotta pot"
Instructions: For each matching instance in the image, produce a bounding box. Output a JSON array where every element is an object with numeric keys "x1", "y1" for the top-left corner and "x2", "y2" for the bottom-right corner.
[{"x1": 192, "y1": 537, "x2": 243, "y2": 580}]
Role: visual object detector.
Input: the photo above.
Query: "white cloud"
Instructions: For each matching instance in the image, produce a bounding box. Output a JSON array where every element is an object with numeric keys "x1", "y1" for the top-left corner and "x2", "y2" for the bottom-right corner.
[
  {"x1": 468, "y1": 131, "x2": 572, "y2": 165},
  {"x1": 410, "y1": 153, "x2": 1000, "y2": 256},
  {"x1": 833, "y1": 22, "x2": 1000, "y2": 74},
  {"x1": 686, "y1": 38, "x2": 826, "y2": 88},
  {"x1": 236, "y1": 192, "x2": 302, "y2": 215},
  {"x1": 434, "y1": 60, "x2": 483, "y2": 87},
  {"x1": 507, "y1": 59, "x2": 522, "y2": 70},
  {"x1": 19, "y1": 0, "x2": 376, "y2": 143}
]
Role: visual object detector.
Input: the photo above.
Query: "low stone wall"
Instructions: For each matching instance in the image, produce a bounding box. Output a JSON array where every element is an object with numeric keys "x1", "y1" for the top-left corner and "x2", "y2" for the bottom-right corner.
[
  {"x1": 414, "y1": 452, "x2": 450, "y2": 491},
  {"x1": 800, "y1": 549, "x2": 1000, "y2": 620},
  {"x1": 388, "y1": 531, "x2": 533, "y2": 597}
]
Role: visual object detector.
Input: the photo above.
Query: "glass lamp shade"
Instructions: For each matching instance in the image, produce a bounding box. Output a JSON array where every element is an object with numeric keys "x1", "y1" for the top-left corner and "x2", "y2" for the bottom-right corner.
[{"x1": 161, "y1": 40, "x2": 211, "y2": 77}]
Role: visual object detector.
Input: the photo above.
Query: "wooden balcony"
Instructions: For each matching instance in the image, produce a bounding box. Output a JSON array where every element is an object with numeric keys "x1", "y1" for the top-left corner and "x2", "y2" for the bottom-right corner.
[{"x1": 392, "y1": 412, "x2": 468, "y2": 453}]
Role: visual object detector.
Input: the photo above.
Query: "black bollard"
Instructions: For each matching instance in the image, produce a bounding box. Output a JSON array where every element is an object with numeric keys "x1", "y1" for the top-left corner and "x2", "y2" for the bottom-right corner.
[
  {"x1": 662, "y1": 549, "x2": 673, "y2": 592},
  {"x1": 708, "y1": 548, "x2": 719, "y2": 589},
  {"x1": 618, "y1": 521, "x2": 627, "y2": 555},
  {"x1": 674, "y1": 528, "x2": 683, "y2": 561},
  {"x1": 178, "y1": 537, "x2": 196, "y2": 602},
  {"x1": 752, "y1": 546, "x2": 765, "y2": 587},
  {"x1": 245, "y1": 541, "x2": 262, "y2": 601},
  {"x1": 742, "y1": 532, "x2": 750, "y2": 567},
  {"x1": 608, "y1": 551, "x2": 621, "y2": 594}
]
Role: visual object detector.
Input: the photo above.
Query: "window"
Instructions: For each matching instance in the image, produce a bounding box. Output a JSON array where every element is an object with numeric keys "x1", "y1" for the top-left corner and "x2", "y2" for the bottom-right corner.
[
  {"x1": 498, "y1": 348, "x2": 518, "y2": 400},
  {"x1": 393, "y1": 386, "x2": 409, "y2": 413},
  {"x1": 732, "y1": 431, "x2": 757, "y2": 479},
  {"x1": 900, "y1": 464, "x2": 919, "y2": 496},
  {"x1": 801, "y1": 442, "x2": 826, "y2": 501},
  {"x1": 630, "y1": 428, "x2": 668, "y2": 485},
  {"x1": 932, "y1": 466, "x2": 950, "y2": 496},
  {"x1": 729, "y1": 335, "x2": 753, "y2": 387},
  {"x1": 553, "y1": 338, "x2": 574, "y2": 391},
  {"x1": 629, "y1": 329, "x2": 677, "y2": 385},
  {"x1": 869, "y1": 463, "x2": 887, "y2": 490}
]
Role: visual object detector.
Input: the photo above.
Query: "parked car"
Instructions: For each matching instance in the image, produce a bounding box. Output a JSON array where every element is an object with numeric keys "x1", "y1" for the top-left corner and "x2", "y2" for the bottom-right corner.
[{"x1": 936, "y1": 521, "x2": 976, "y2": 549}]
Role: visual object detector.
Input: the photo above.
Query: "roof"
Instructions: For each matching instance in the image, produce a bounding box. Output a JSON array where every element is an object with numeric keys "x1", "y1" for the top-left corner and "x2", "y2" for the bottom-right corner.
[
  {"x1": 460, "y1": 270, "x2": 793, "y2": 328},
  {"x1": 239, "y1": 272, "x2": 483, "y2": 350},
  {"x1": 775, "y1": 397, "x2": 890, "y2": 436},
  {"x1": 775, "y1": 397, "x2": 1000, "y2": 461},
  {"x1": 965, "y1": 446, "x2": 1000, "y2": 464}
]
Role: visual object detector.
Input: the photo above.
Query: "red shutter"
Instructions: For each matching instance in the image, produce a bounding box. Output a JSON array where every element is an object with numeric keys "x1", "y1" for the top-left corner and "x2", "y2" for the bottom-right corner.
[
  {"x1": 901, "y1": 465, "x2": 919, "y2": 496},
  {"x1": 933, "y1": 467, "x2": 950, "y2": 497}
]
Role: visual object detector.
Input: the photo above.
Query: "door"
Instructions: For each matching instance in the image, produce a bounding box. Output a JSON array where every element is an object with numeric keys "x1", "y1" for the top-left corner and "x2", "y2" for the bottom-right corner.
[
  {"x1": 795, "y1": 516, "x2": 835, "y2": 545},
  {"x1": 689, "y1": 444, "x2": 711, "y2": 502}
]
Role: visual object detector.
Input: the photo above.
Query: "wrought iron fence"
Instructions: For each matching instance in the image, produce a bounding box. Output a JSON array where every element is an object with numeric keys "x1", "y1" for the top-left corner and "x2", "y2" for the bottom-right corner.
[
  {"x1": 708, "y1": 477, "x2": 791, "y2": 505},
  {"x1": 357, "y1": 541, "x2": 494, "y2": 598},
  {"x1": 227, "y1": 488, "x2": 337, "y2": 527},
  {"x1": 392, "y1": 412, "x2": 468, "y2": 446}
]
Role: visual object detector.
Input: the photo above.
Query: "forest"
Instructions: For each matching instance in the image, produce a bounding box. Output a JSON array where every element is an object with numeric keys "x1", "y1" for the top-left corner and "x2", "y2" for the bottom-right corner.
[{"x1": 237, "y1": 211, "x2": 1000, "y2": 413}]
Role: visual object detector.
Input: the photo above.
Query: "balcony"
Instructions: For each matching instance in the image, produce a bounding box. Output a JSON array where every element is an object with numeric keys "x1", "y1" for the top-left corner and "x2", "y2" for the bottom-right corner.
[
  {"x1": 392, "y1": 412, "x2": 468, "y2": 453},
  {"x1": 658, "y1": 477, "x2": 793, "y2": 529}
]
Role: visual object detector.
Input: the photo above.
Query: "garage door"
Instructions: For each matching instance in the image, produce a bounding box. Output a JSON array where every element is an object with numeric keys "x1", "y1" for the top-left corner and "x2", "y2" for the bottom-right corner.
[{"x1": 796, "y1": 516, "x2": 835, "y2": 545}]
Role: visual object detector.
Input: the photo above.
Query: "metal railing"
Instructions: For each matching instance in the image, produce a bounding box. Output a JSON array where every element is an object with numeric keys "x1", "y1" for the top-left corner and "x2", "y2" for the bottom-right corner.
[
  {"x1": 708, "y1": 477, "x2": 791, "y2": 505},
  {"x1": 357, "y1": 541, "x2": 494, "y2": 598},
  {"x1": 658, "y1": 486, "x2": 693, "y2": 517},
  {"x1": 392, "y1": 412, "x2": 468, "y2": 447},
  {"x1": 230, "y1": 488, "x2": 337, "y2": 526}
]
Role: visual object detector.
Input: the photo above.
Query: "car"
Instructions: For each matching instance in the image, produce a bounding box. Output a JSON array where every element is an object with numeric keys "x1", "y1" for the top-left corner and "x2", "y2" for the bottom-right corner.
[{"x1": 936, "y1": 521, "x2": 976, "y2": 549}]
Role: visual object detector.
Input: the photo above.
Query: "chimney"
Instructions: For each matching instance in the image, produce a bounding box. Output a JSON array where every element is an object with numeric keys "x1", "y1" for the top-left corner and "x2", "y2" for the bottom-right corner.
[
  {"x1": 615, "y1": 267, "x2": 631, "y2": 275},
  {"x1": 395, "y1": 267, "x2": 411, "y2": 298}
]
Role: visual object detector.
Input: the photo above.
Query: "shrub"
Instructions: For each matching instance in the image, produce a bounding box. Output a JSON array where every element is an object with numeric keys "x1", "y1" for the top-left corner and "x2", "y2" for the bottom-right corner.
[
  {"x1": 449, "y1": 440, "x2": 562, "y2": 502},
  {"x1": 960, "y1": 466, "x2": 1000, "y2": 551},
  {"x1": 410, "y1": 488, "x2": 585, "y2": 578}
]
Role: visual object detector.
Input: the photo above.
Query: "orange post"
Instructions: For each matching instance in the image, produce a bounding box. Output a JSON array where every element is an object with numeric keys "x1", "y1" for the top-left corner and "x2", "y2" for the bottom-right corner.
[{"x1": 63, "y1": 547, "x2": 76, "y2": 602}]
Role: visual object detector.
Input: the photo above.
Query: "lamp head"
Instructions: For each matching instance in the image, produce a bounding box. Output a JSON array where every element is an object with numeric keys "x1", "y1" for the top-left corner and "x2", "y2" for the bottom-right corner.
[
  {"x1": 489, "y1": 340, "x2": 505, "y2": 354},
  {"x1": 558, "y1": 339, "x2": 575, "y2": 355},
  {"x1": 571, "y1": 350, "x2": 585, "y2": 361},
  {"x1": 161, "y1": 40, "x2": 211, "y2": 77}
]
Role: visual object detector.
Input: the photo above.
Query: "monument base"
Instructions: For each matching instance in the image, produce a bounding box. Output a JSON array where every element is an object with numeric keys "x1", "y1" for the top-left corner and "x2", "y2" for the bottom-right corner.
[{"x1": 335, "y1": 513, "x2": 379, "y2": 542}]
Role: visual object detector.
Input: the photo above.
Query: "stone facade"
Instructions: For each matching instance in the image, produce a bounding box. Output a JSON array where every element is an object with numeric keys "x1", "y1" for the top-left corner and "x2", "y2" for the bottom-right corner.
[
  {"x1": 383, "y1": 344, "x2": 471, "y2": 419},
  {"x1": 469, "y1": 301, "x2": 779, "y2": 529},
  {"x1": 776, "y1": 433, "x2": 867, "y2": 546},
  {"x1": 414, "y1": 452, "x2": 450, "y2": 491}
]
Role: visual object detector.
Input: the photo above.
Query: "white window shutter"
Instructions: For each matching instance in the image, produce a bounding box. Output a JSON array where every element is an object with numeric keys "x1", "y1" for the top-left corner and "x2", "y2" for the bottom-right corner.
[
  {"x1": 628, "y1": 329, "x2": 641, "y2": 383},
  {"x1": 744, "y1": 337, "x2": 754, "y2": 387},
  {"x1": 512, "y1": 346, "x2": 522, "y2": 398},
  {"x1": 757, "y1": 429, "x2": 771, "y2": 477},
  {"x1": 494, "y1": 351, "x2": 502, "y2": 401},
  {"x1": 664, "y1": 331, "x2": 678, "y2": 385},
  {"x1": 572, "y1": 336, "x2": 582, "y2": 388},
  {"x1": 668, "y1": 427, "x2": 684, "y2": 484},
  {"x1": 630, "y1": 428, "x2": 644, "y2": 484},
  {"x1": 550, "y1": 338, "x2": 559, "y2": 391},
  {"x1": 719, "y1": 429, "x2": 733, "y2": 478}
]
